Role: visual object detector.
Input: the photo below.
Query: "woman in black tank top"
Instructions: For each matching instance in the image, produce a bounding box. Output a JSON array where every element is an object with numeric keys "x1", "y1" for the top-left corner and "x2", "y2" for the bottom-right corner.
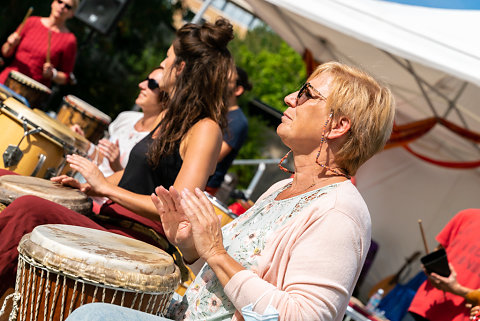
[{"x1": 50, "y1": 18, "x2": 236, "y2": 226}]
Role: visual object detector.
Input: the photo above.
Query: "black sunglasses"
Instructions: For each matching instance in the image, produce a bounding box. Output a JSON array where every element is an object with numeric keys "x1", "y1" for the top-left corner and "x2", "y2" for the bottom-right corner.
[
  {"x1": 145, "y1": 77, "x2": 160, "y2": 90},
  {"x1": 56, "y1": 0, "x2": 73, "y2": 10}
]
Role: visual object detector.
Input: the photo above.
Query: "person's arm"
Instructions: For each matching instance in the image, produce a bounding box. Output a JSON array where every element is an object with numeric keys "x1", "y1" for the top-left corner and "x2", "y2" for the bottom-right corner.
[
  {"x1": 174, "y1": 118, "x2": 222, "y2": 191},
  {"x1": 69, "y1": 118, "x2": 222, "y2": 221},
  {"x1": 223, "y1": 209, "x2": 364, "y2": 320},
  {"x1": 1, "y1": 32, "x2": 21, "y2": 58},
  {"x1": 218, "y1": 141, "x2": 233, "y2": 162},
  {"x1": 428, "y1": 263, "x2": 475, "y2": 299}
]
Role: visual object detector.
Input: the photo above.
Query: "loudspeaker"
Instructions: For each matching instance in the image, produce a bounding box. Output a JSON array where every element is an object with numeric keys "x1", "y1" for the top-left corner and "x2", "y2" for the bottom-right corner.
[{"x1": 74, "y1": 0, "x2": 131, "y2": 35}]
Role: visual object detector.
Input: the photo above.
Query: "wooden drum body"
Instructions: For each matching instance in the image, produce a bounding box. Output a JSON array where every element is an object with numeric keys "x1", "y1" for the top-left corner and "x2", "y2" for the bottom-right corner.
[
  {"x1": 56, "y1": 95, "x2": 111, "y2": 144},
  {"x1": 9, "y1": 225, "x2": 180, "y2": 321},
  {"x1": 5, "y1": 71, "x2": 52, "y2": 109},
  {"x1": 205, "y1": 192, "x2": 238, "y2": 227},
  {"x1": 0, "y1": 98, "x2": 75, "y2": 178},
  {"x1": 0, "y1": 175, "x2": 92, "y2": 214},
  {"x1": 32, "y1": 109, "x2": 91, "y2": 176}
]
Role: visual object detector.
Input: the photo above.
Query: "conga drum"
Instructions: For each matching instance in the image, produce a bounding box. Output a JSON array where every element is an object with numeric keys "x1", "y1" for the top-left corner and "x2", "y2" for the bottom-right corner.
[
  {"x1": 0, "y1": 175, "x2": 92, "y2": 215},
  {"x1": 0, "y1": 83, "x2": 31, "y2": 106},
  {"x1": 56, "y1": 95, "x2": 111, "y2": 144},
  {"x1": 205, "y1": 192, "x2": 238, "y2": 227},
  {"x1": 5, "y1": 71, "x2": 52, "y2": 109},
  {"x1": 32, "y1": 109, "x2": 91, "y2": 157},
  {"x1": 0, "y1": 98, "x2": 75, "y2": 178},
  {"x1": 9, "y1": 224, "x2": 180, "y2": 321}
]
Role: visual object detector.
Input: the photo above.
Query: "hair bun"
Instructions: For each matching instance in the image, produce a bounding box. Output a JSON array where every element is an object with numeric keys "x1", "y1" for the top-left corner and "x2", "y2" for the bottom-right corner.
[{"x1": 200, "y1": 18, "x2": 234, "y2": 49}]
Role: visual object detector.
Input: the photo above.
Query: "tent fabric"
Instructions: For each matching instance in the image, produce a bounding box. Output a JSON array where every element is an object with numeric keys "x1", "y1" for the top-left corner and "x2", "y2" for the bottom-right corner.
[{"x1": 242, "y1": 0, "x2": 480, "y2": 301}]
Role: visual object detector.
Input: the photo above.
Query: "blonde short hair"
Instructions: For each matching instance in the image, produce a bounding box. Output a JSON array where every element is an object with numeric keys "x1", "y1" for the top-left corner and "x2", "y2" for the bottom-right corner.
[{"x1": 310, "y1": 62, "x2": 395, "y2": 176}]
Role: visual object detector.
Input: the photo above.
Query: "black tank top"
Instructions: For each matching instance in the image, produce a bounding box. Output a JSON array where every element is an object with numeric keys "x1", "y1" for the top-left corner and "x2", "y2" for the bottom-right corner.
[{"x1": 118, "y1": 128, "x2": 183, "y2": 195}]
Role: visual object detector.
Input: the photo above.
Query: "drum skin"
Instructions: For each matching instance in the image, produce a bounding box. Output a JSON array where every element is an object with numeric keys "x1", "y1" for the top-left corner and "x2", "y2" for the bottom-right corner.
[
  {"x1": 56, "y1": 95, "x2": 111, "y2": 144},
  {"x1": 0, "y1": 175, "x2": 92, "y2": 215},
  {"x1": 13, "y1": 225, "x2": 180, "y2": 321},
  {"x1": 5, "y1": 71, "x2": 51, "y2": 110},
  {"x1": 0, "y1": 99, "x2": 74, "y2": 178}
]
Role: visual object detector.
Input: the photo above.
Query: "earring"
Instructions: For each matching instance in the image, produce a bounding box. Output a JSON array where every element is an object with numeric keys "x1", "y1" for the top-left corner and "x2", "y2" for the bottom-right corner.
[{"x1": 278, "y1": 150, "x2": 295, "y2": 174}]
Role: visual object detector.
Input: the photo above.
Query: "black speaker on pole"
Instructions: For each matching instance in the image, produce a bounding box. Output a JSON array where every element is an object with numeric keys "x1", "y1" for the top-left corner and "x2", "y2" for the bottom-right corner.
[{"x1": 74, "y1": 0, "x2": 131, "y2": 35}]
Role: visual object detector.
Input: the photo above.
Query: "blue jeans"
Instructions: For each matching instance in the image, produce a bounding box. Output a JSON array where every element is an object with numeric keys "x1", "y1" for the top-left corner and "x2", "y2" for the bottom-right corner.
[{"x1": 66, "y1": 303, "x2": 173, "y2": 321}]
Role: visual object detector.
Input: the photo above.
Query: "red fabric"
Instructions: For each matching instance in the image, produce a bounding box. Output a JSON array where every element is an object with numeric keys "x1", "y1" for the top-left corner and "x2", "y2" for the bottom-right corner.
[
  {"x1": 409, "y1": 209, "x2": 480, "y2": 321},
  {"x1": 0, "y1": 171, "x2": 165, "y2": 296},
  {"x1": 404, "y1": 145, "x2": 480, "y2": 169},
  {"x1": 0, "y1": 16, "x2": 77, "y2": 87}
]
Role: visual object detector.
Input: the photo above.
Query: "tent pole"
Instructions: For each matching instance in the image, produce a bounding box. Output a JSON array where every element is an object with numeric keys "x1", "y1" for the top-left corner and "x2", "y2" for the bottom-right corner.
[{"x1": 191, "y1": 0, "x2": 214, "y2": 24}]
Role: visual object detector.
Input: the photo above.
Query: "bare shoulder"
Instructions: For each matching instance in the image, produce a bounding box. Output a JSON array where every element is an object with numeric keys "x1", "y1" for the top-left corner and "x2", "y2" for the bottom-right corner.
[
  {"x1": 181, "y1": 118, "x2": 222, "y2": 156},
  {"x1": 186, "y1": 118, "x2": 222, "y2": 142}
]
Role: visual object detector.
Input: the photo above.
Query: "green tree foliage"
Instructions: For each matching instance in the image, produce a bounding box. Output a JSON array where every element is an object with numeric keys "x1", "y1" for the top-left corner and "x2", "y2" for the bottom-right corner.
[
  {"x1": 227, "y1": 26, "x2": 306, "y2": 190},
  {"x1": 229, "y1": 25, "x2": 306, "y2": 113}
]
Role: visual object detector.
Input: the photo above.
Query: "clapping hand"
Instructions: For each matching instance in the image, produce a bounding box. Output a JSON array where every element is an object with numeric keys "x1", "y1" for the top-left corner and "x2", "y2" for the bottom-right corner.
[
  {"x1": 97, "y1": 139, "x2": 122, "y2": 172},
  {"x1": 179, "y1": 188, "x2": 226, "y2": 261}
]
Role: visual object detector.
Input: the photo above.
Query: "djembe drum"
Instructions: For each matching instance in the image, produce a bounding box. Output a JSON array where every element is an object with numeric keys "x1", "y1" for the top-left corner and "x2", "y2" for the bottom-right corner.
[
  {"x1": 56, "y1": 95, "x2": 111, "y2": 144},
  {"x1": 3, "y1": 224, "x2": 180, "y2": 321},
  {"x1": 0, "y1": 175, "x2": 92, "y2": 215},
  {"x1": 5, "y1": 71, "x2": 52, "y2": 109}
]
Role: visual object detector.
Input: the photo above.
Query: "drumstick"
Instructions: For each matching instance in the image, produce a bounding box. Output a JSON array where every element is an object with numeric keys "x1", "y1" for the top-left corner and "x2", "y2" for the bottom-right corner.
[
  {"x1": 17, "y1": 7, "x2": 34, "y2": 34},
  {"x1": 418, "y1": 219, "x2": 429, "y2": 254},
  {"x1": 46, "y1": 29, "x2": 52, "y2": 64}
]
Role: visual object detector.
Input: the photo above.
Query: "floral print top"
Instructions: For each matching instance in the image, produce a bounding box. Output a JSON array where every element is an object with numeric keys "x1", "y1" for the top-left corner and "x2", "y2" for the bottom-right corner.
[{"x1": 170, "y1": 182, "x2": 339, "y2": 321}]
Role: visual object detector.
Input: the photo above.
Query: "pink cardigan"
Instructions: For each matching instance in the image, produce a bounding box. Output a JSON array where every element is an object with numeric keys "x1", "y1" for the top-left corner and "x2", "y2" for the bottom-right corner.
[{"x1": 221, "y1": 179, "x2": 372, "y2": 321}]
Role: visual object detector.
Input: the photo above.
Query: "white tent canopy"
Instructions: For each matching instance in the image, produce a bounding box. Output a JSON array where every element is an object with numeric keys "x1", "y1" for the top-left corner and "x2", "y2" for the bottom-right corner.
[{"x1": 241, "y1": 0, "x2": 480, "y2": 300}]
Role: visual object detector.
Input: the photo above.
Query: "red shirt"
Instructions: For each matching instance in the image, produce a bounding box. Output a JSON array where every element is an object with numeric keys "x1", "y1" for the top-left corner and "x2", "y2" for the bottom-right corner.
[
  {"x1": 0, "y1": 16, "x2": 77, "y2": 87},
  {"x1": 409, "y1": 209, "x2": 480, "y2": 321}
]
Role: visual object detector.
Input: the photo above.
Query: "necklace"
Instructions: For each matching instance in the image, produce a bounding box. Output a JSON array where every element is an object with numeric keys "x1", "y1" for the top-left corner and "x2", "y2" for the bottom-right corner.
[{"x1": 280, "y1": 181, "x2": 317, "y2": 199}]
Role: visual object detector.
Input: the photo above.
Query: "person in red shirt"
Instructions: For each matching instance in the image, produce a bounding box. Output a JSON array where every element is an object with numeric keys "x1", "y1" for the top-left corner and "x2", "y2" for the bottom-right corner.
[
  {"x1": 0, "y1": 0, "x2": 78, "y2": 87},
  {"x1": 406, "y1": 209, "x2": 480, "y2": 321}
]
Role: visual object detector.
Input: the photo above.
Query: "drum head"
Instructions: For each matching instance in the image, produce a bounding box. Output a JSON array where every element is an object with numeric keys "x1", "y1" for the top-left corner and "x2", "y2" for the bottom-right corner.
[
  {"x1": 64, "y1": 95, "x2": 111, "y2": 124},
  {"x1": 0, "y1": 175, "x2": 91, "y2": 214},
  {"x1": 19, "y1": 224, "x2": 180, "y2": 292},
  {"x1": 2, "y1": 98, "x2": 75, "y2": 149},
  {"x1": 9, "y1": 71, "x2": 52, "y2": 94}
]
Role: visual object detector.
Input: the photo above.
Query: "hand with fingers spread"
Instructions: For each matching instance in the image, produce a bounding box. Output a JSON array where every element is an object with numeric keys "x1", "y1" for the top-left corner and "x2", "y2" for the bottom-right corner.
[
  {"x1": 50, "y1": 174, "x2": 91, "y2": 194},
  {"x1": 152, "y1": 186, "x2": 198, "y2": 262},
  {"x1": 97, "y1": 139, "x2": 122, "y2": 172},
  {"x1": 65, "y1": 154, "x2": 109, "y2": 196},
  {"x1": 179, "y1": 187, "x2": 227, "y2": 262}
]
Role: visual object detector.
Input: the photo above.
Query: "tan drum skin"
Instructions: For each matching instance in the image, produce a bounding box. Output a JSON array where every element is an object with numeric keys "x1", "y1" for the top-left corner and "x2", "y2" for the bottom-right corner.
[
  {"x1": 0, "y1": 175, "x2": 92, "y2": 215},
  {"x1": 5, "y1": 71, "x2": 52, "y2": 109},
  {"x1": 8, "y1": 225, "x2": 180, "y2": 321},
  {"x1": 56, "y1": 95, "x2": 111, "y2": 144},
  {"x1": 0, "y1": 98, "x2": 75, "y2": 178}
]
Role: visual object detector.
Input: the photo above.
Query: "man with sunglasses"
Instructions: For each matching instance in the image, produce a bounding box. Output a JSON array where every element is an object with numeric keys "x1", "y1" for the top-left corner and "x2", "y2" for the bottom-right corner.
[{"x1": 0, "y1": 0, "x2": 78, "y2": 88}]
